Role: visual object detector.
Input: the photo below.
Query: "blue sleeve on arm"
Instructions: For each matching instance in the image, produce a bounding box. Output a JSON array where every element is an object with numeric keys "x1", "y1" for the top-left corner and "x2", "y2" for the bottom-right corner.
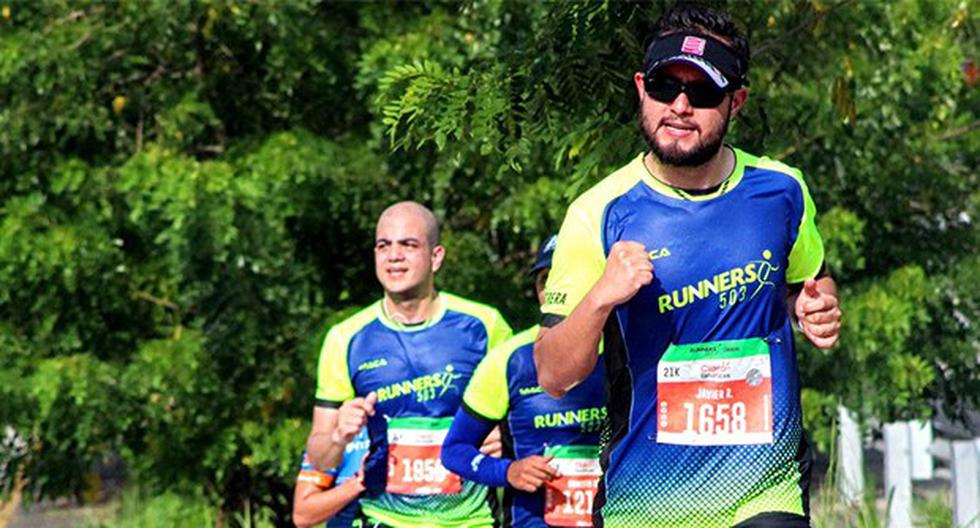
[{"x1": 442, "y1": 407, "x2": 512, "y2": 488}]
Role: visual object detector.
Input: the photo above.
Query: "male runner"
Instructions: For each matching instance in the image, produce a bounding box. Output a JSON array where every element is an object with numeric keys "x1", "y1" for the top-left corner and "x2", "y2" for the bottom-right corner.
[
  {"x1": 533, "y1": 4, "x2": 842, "y2": 528},
  {"x1": 442, "y1": 235, "x2": 607, "y2": 527},
  {"x1": 293, "y1": 427, "x2": 369, "y2": 528},
  {"x1": 307, "y1": 201, "x2": 512, "y2": 528}
]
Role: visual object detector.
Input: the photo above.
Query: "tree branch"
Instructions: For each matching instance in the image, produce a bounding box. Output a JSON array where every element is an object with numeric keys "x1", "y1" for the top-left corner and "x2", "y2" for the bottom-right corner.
[
  {"x1": 133, "y1": 290, "x2": 180, "y2": 312},
  {"x1": 932, "y1": 119, "x2": 980, "y2": 141}
]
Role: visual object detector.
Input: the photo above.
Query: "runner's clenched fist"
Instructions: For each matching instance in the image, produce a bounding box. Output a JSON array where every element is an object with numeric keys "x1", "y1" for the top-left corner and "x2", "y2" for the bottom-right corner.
[
  {"x1": 592, "y1": 241, "x2": 654, "y2": 307},
  {"x1": 333, "y1": 392, "x2": 377, "y2": 445}
]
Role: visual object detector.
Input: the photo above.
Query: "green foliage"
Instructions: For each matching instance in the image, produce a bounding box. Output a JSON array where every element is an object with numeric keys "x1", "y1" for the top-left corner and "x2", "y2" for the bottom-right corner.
[
  {"x1": 87, "y1": 488, "x2": 217, "y2": 528},
  {"x1": 0, "y1": 0, "x2": 976, "y2": 524},
  {"x1": 913, "y1": 492, "x2": 953, "y2": 528},
  {"x1": 818, "y1": 207, "x2": 866, "y2": 281},
  {"x1": 811, "y1": 470, "x2": 883, "y2": 528}
]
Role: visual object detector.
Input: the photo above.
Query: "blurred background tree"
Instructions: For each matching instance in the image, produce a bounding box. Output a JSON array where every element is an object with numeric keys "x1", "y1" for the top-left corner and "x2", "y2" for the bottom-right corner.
[{"x1": 0, "y1": 0, "x2": 976, "y2": 526}]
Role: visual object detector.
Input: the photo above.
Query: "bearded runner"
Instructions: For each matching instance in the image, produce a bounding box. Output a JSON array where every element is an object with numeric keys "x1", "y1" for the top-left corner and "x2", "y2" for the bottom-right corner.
[{"x1": 540, "y1": 149, "x2": 828, "y2": 527}]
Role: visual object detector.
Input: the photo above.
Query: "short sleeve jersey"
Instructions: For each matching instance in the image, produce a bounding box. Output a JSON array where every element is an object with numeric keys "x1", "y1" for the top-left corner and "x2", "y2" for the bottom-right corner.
[
  {"x1": 316, "y1": 292, "x2": 512, "y2": 528},
  {"x1": 542, "y1": 149, "x2": 825, "y2": 528},
  {"x1": 462, "y1": 326, "x2": 607, "y2": 527},
  {"x1": 297, "y1": 427, "x2": 370, "y2": 528}
]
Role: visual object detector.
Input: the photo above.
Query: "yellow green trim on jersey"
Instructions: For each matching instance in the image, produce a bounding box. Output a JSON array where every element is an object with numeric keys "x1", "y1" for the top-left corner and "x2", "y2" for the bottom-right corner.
[
  {"x1": 541, "y1": 158, "x2": 643, "y2": 318},
  {"x1": 361, "y1": 502, "x2": 494, "y2": 528},
  {"x1": 315, "y1": 292, "x2": 512, "y2": 404},
  {"x1": 463, "y1": 325, "x2": 539, "y2": 421},
  {"x1": 441, "y1": 292, "x2": 513, "y2": 350},
  {"x1": 376, "y1": 294, "x2": 448, "y2": 332},
  {"x1": 636, "y1": 147, "x2": 748, "y2": 202},
  {"x1": 542, "y1": 148, "x2": 826, "y2": 527},
  {"x1": 542, "y1": 148, "x2": 825, "y2": 319},
  {"x1": 747, "y1": 157, "x2": 826, "y2": 284},
  {"x1": 315, "y1": 302, "x2": 380, "y2": 403}
]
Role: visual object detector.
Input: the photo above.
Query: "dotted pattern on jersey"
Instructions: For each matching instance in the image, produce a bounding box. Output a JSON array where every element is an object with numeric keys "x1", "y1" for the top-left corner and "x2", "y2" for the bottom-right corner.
[
  {"x1": 361, "y1": 480, "x2": 491, "y2": 527},
  {"x1": 600, "y1": 393, "x2": 806, "y2": 528}
]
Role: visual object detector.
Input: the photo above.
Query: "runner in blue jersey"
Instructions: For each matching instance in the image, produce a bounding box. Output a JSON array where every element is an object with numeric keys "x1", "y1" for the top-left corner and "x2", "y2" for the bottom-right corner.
[
  {"x1": 305, "y1": 202, "x2": 512, "y2": 528},
  {"x1": 533, "y1": 4, "x2": 842, "y2": 528},
  {"x1": 442, "y1": 235, "x2": 607, "y2": 527},
  {"x1": 293, "y1": 427, "x2": 369, "y2": 528}
]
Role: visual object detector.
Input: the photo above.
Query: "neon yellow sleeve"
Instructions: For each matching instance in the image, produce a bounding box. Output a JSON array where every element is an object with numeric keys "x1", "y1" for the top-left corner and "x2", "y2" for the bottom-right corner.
[
  {"x1": 486, "y1": 310, "x2": 513, "y2": 350},
  {"x1": 315, "y1": 326, "x2": 355, "y2": 403},
  {"x1": 786, "y1": 175, "x2": 825, "y2": 283},
  {"x1": 462, "y1": 327, "x2": 537, "y2": 420},
  {"x1": 541, "y1": 203, "x2": 607, "y2": 317},
  {"x1": 442, "y1": 293, "x2": 513, "y2": 351}
]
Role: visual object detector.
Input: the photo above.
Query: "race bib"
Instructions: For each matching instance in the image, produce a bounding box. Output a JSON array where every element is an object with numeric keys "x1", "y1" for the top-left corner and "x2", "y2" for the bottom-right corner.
[
  {"x1": 543, "y1": 445, "x2": 601, "y2": 527},
  {"x1": 386, "y1": 416, "x2": 461, "y2": 495},
  {"x1": 656, "y1": 338, "x2": 773, "y2": 446}
]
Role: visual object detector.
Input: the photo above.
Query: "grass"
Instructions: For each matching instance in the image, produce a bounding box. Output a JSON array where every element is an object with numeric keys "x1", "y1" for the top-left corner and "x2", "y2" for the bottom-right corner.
[
  {"x1": 82, "y1": 486, "x2": 282, "y2": 528},
  {"x1": 84, "y1": 489, "x2": 216, "y2": 528}
]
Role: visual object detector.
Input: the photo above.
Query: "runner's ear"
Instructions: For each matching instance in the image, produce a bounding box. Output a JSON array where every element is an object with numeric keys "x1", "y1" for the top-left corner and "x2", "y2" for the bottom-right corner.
[{"x1": 431, "y1": 244, "x2": 446, "y2": 273}]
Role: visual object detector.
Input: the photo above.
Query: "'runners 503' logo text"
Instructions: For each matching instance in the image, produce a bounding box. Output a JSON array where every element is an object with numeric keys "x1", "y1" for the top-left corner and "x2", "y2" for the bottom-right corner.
[
  {"x1": 533, "y1": 406, "x2": 607, "y2": 433},
  {"x1": 658, "y1": 250, "x2": 780, "y2": 313},
  {"x1": 375, "y1": 365, "x2": 463, "y2": 403}
]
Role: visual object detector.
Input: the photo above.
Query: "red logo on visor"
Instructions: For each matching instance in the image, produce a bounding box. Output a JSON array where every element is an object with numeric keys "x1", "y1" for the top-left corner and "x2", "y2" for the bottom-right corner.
[{"x1": 681, "y1": 36, "x2": 706, "y2": 56}]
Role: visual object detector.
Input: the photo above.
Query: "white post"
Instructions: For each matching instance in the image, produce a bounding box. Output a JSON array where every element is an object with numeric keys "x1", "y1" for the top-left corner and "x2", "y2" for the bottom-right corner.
[
  {"x1": 883, "y1": 422, "x2": 911, "y2": 528},
  {"x1": 908, "y1": 419, "x2": 933, "y2": 481},
  {"x1": 952, "y1": 439, "x2": 979, "y2": 528},
  {"x1": 837, "y1": 406, "x2": 864, "y2": 503}
]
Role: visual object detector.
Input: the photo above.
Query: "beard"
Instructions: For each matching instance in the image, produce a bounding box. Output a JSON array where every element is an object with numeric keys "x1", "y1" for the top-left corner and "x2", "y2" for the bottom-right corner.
[{"x1": 640, "y1": 103, "x2": 731, "y2": 167}]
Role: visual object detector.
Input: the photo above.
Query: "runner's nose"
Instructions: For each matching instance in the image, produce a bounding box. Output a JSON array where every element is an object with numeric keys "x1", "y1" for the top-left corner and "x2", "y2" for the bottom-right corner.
[{"x1": 669, "y1": 92, "x2": 693, "y2": 115}]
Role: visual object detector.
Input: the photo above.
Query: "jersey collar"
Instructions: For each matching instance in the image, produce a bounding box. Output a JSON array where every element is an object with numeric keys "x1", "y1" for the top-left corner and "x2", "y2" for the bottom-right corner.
[
  {"x1": 375, "y1": 293, "x2": 447, "y2": 332},
  {"x1": 633, "y1": 145, "x2": 746, "y2": 201}
]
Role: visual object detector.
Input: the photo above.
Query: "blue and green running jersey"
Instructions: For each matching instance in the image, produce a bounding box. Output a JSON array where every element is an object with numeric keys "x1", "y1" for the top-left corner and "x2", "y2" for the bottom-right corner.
[
  {"x1": 542, "y1": 148, "x2": 825, "y2": 527},
  {"x1": 296, "y1": 427, "x2": 370, "y2": 528},
  {"x1": 316, "y1": 292, "x2": 512, "y2": 528},
  {"x1": 462, "y1": 326, "x2": 607, "y2": 527}
]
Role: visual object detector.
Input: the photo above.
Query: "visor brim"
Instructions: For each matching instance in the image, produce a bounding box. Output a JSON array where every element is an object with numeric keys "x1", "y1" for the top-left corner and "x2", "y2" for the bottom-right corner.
[{"x1": 647, "y1": 55, "x2": 731, "y2": 90}]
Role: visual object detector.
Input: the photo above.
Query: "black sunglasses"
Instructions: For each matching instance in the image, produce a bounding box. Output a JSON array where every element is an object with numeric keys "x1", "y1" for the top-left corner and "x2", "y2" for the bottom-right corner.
[{"x1": 643, "y1": 74, "x2": 730, "y2": 108}]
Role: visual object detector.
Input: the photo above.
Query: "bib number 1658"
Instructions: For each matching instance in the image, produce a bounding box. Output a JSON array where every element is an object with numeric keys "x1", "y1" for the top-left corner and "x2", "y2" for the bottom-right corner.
[{"x1": 682, "y1": 401, "x2": 749, "y2": 435}]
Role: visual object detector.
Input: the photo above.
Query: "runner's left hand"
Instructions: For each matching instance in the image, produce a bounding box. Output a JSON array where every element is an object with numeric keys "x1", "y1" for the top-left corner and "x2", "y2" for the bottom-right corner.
[
  {"x1": 480, "y1": 427, "x2": 502, "y2": 458},
  {"x1": 795, "y1": 279, "x2": 841, "y2": 349},
  {"x1": 506, "y1": 455, "x2": 558, "y2": 492}
]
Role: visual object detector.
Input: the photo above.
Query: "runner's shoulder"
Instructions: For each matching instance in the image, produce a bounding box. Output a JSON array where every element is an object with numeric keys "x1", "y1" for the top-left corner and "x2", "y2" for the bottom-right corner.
[
  {"x1": 566, "y1": 154, "x2": 650, "y2": 218},
  {"x1": 485, "y1": 325, "x2": 539, "y2": 369},
  {"x1": 326, "y1": 300, "x2": 383, "y2": 337},
  {"x1": 736, "y1": 148, "x2": 809, "y2": 189},
  {"x1": 441, "y1": 291, "x2": 507, "y2": 326}
]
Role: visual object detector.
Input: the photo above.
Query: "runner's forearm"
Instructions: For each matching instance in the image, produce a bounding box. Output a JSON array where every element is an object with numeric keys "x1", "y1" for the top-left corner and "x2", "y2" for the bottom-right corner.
[
  {"x1": 306, "y1": 431, "x2": 346, "y2": 472},
  {"x1": 534, "y1": 292, "x2": 612, "y2": 397},
  {"x1": 442, "y1": 408, "x2": 511, "y2": 487},
  {"x1": 292, "y1": 479, "x2": 363, "y2": 528}
]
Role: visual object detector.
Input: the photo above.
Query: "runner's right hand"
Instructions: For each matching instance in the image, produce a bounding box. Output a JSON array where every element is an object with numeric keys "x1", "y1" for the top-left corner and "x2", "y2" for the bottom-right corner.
[
  {"x1": 333, "y1": 392, "x2": 376, "y2": 444},
  {"x1": 506, "y1": 455, "x2": 558, "y2": 492},
  {"x1": 593, "y1": 241, "x2": 654, "y2": 306}
]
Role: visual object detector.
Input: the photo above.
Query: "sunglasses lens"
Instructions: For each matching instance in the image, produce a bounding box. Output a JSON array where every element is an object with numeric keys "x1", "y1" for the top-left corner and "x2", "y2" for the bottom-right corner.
[
  {"x1": 645, "y1": 77, "x2": 683, "y2": 104},
  {"x1": 645, "y1": 75, "x2": 727, "y2": 108},
  {"x1": 685, "y1": 83, "x2": 726, "y2": 108}
]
